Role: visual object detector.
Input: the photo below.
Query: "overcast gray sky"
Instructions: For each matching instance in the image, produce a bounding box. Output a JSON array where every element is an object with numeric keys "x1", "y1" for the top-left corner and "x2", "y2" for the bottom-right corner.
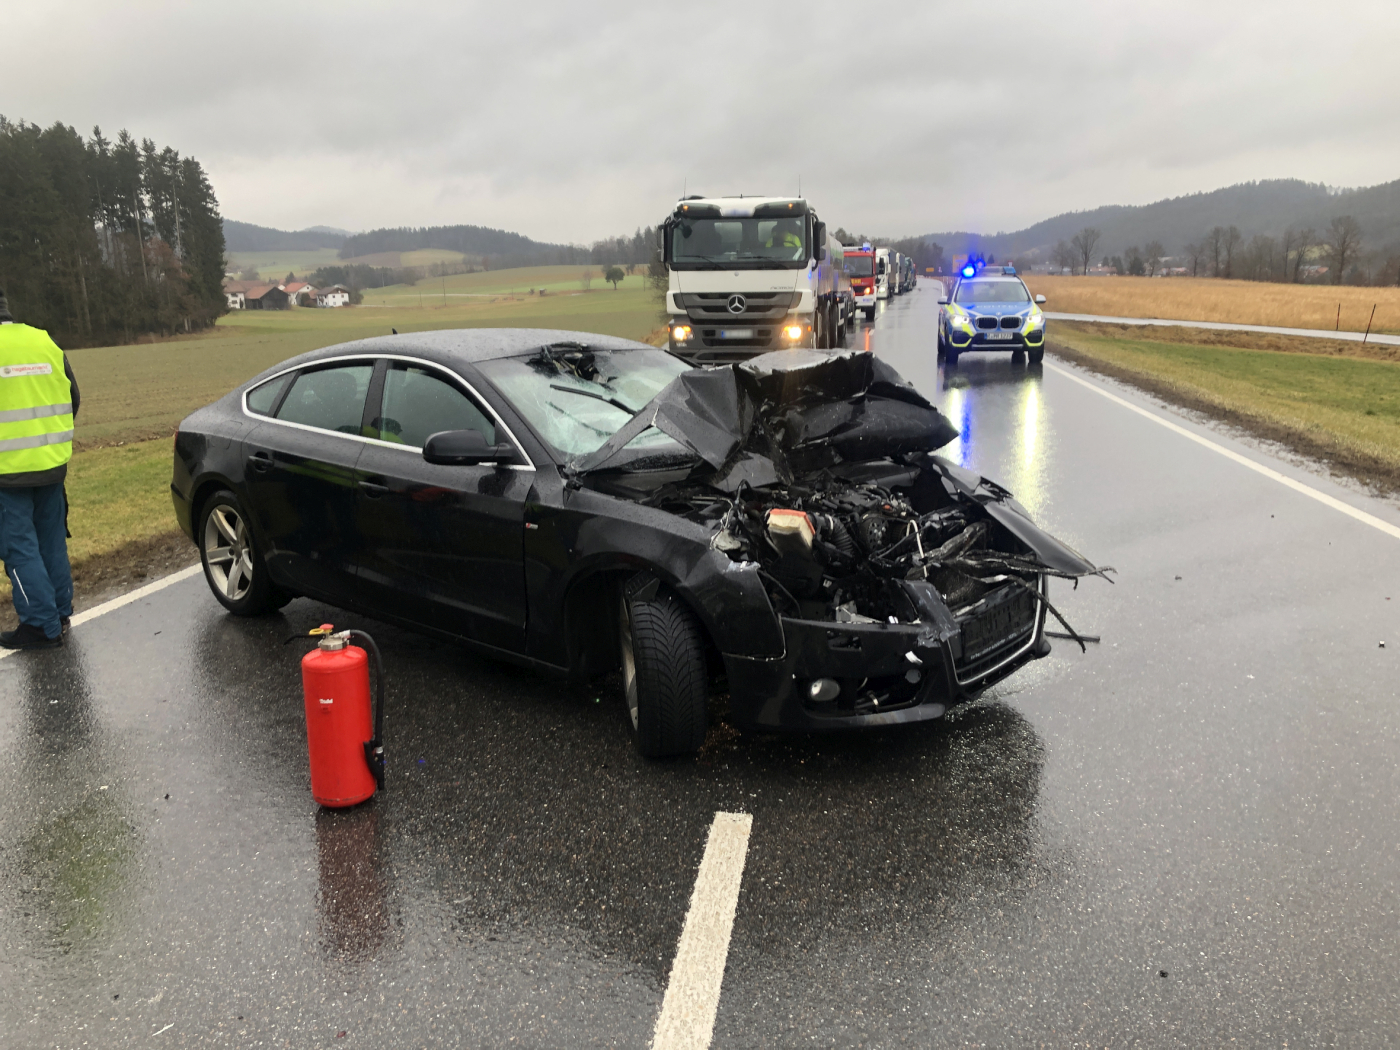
[{"x1": 6, "y1": 1, "x2": 1399, "y2": 243}]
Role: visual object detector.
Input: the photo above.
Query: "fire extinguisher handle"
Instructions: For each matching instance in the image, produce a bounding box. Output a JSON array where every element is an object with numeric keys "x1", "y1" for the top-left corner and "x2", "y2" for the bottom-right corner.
[{"x1": 345, "y1": 629, "x2": 387, "y2": 791}]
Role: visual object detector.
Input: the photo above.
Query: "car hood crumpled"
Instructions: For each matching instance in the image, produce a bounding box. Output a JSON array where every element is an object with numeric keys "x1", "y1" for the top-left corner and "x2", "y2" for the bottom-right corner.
[{"x1": 569, "y1": 350, "x2": 961, "y2": 492}]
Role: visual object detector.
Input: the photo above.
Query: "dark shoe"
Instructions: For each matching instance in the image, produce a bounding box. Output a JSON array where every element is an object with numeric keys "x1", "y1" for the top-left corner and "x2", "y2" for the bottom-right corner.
[
  {"x1": 0, "y1": 623, "x2": 62, "y2": 650},
  {"x1": 61, "y1": 616, "x2": 71, "y2": 635}
]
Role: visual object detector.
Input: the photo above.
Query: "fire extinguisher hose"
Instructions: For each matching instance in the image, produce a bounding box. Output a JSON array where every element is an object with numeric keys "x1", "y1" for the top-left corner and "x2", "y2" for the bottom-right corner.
[{"x1": 346, "y1": 629, "x2": 387, "y2": 791}]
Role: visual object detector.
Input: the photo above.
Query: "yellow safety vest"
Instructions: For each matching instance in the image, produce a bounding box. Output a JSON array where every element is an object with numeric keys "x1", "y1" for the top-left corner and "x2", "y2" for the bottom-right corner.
[{"x1": 0, "y1": 324, "x2": 74, "y2": 475}]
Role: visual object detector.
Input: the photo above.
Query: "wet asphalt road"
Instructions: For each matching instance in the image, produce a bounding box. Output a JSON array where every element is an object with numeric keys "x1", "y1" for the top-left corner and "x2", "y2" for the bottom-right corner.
[{"x1": 3, "y1": 290, "x2": 1400, "y2": 1048}]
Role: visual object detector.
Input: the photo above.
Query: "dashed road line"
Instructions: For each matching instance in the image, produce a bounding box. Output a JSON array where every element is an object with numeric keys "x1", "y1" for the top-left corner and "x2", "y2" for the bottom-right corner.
[
  {"x1": 0, "y1": 562, "x2": 202, "y2": 661},
  {"x1": 652, "y1": 811, "x2": 753, "y2": 1050},
  {"x1": 1046, "y1": 362, "x2": 1400, "y2": 541}
]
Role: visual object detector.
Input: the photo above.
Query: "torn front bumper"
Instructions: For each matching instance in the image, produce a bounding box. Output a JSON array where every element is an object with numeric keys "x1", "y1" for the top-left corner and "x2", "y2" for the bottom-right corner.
[{"x1": 722, "y1": 577, "x2": 1050, "y2": 731}]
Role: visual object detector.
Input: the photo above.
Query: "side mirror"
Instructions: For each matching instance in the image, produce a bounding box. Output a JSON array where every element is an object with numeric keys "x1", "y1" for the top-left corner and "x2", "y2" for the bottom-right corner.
[
  {"x1": 1035, "y1": 294, "x2": 1046, "y2": 304},
  {"x1": 938, "y1": 295, "x2": 949, "y2": 305},
  {"x1": 422, "y1": 429, "x2": 512, "y2": 466}
]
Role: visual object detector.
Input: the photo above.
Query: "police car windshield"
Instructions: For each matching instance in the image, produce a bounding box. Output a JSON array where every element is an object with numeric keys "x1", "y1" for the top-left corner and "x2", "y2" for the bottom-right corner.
[
  {"x1": 843, "y1": 256, "x2": 874, "y2": 276},
  {"x1": 671, "y1": 218, "x2": 808, "y2": 269},
  {"x1": 955, "y1": 280, "x2": 1031, "y2": 304}
]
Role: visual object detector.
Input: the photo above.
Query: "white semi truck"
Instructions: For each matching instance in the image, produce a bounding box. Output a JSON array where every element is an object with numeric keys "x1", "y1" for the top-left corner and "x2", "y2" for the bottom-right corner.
[{"x1": 662, "y1": 196, "x2": 848, "y2": 363}]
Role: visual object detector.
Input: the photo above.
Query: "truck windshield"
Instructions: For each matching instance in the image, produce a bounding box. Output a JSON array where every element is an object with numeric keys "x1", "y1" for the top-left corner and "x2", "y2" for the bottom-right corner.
[
  {"x1": 671, "y1": 218, "x2": 809, "y2": 269},
  {"x1": 843, "y1": 256, "x2": 874, "y2": 276},
  {"x1": 955, "y1": 280, "x2": 1031, "y2": 304}
]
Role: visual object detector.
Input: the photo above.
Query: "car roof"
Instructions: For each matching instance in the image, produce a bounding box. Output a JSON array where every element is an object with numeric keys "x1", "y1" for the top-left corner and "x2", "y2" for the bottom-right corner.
[{"x1": 239, "y1": 328, "x2": 658, "y2": 390}]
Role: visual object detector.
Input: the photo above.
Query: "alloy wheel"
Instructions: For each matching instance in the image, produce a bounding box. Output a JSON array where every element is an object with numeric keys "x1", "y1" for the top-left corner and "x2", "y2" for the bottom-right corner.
[
  {"x1": 203, "y1": 504, "x2": 255, "y2": 602},
  {"x1": 619, "y1": 598, "x2": 639, "y2": 730}
]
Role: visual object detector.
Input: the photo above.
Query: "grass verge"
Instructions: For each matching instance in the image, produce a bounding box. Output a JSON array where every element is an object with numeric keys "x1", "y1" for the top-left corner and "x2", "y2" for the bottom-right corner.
[{"x1": 1047, "y1": 321, "x2": 1400, "y2": 493}]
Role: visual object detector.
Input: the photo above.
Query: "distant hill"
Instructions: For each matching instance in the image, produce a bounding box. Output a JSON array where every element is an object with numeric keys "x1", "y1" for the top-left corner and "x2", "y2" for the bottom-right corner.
[
  {"x1": 222, "y1": 220, "x2": 349, "y2": 253},
  {"x1": 923, "y1": 178, "x2": 1400, "y2": 262},
  {"x1": 337, "y1": 224, "x2": 585, "y2": 267}
]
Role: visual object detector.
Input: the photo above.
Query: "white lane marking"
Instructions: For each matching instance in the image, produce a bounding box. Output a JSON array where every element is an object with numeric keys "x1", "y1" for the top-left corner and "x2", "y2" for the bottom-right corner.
[
  {"x1": 652, "y1": 811, "x2": 753, "y2": 1050},
  {"x1": 1046, "y1": 362, "x2": 1400, "y2": 541},
  {"x1": 0, "y1": 562, "x2": 203, "y2": 661}
]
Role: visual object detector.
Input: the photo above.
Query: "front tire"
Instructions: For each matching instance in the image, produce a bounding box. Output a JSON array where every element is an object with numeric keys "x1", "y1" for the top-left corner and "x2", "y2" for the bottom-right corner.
[
  {"x1": 199, "y1": 490, "x2": 292, "y2": 615},
  {"x1": 619, "y1": 577, "x2": 708, "y2": 757},
  {"x1": 1028, "y1": 346, "x2": 1044, "y2": 364}
]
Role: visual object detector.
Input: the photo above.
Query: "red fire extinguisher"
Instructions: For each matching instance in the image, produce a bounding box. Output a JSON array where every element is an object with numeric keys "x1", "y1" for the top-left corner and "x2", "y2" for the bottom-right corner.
[{"x1": 301, "y1": 624, "x2": 386, "y2": 808}]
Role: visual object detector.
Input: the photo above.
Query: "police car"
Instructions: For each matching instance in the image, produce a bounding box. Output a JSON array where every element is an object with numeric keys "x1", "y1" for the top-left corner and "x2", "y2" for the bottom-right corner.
[{"x1": 937, "y1": 264, "x2": 1047, "y2": 365}]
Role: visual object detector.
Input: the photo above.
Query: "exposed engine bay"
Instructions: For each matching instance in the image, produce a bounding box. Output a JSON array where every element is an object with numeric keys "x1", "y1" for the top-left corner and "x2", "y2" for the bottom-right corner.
[{"x1": 568, "y1": 348, "x2": 1110, "y2": 717}]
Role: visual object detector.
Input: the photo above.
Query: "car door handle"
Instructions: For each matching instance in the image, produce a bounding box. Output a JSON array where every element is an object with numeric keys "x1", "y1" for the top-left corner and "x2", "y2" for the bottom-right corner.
[
  {"x1": 358, "y1": 480, "x2": 390, "y2": 498},
  {"x1": 246, "y1": 451, "x2": 273, "y2": 473}
]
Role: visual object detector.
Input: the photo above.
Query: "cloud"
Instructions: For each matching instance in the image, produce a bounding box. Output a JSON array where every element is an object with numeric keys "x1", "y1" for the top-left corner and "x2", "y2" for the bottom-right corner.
[{"x1": 5, "y1": 0, "x2": 1398, "y2": 242}]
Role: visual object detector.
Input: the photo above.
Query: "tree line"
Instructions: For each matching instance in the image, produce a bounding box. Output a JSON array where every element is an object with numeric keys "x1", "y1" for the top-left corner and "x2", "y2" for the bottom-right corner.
[
  {"x1": 0, "y1": 118, "x2": 226, "y2": 347},
  {"x1": 1046, "y1": 217, "x2": 1396, "y2": 285}
]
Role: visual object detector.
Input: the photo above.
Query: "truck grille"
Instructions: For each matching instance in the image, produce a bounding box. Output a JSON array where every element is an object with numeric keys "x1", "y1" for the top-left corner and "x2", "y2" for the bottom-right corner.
[{"x1": 677, "y1": 292, "x2": 801, "y2": 322}]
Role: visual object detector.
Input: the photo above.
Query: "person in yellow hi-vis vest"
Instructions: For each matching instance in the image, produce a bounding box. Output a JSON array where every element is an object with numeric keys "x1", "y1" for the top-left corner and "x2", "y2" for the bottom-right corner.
[{"x1": 0, "y1": 289, "x2": 80, "y2": 649}]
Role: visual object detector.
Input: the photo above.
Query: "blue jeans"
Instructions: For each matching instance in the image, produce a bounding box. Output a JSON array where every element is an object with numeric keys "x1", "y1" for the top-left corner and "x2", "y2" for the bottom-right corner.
[{"x1": 0, "y1": 483, "x2": 73, "y2": 639}]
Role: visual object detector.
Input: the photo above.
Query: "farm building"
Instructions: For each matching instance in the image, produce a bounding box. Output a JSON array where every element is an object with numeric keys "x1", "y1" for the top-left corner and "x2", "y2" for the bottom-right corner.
[{"x1": 317, "y1": 285, "x2": 351, "y2": 308}]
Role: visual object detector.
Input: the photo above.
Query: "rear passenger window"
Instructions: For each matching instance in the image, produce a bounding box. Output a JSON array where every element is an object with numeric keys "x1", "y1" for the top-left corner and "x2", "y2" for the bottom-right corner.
[
  {"x1": 371, "y1": 363, "x2": 495, "y2": 448},
  {"x1": 276, "y1": 363, "x2": 373, "y2": 434},
  {"x1": 245, "y1": 374, "x2": 290, "y2": 416}
]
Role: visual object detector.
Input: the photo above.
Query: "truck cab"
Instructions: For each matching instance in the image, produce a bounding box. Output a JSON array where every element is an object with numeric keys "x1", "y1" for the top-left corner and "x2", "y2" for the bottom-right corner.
[
  {"x1": 844, "y1": 244, "x2": 878, "y2": 320},
  {"x1": 876, "y1": 247, "x2": 892, "y2": 300},
  {"x1": 663, "y1": 196, "x2": 847, "y2": 363}
]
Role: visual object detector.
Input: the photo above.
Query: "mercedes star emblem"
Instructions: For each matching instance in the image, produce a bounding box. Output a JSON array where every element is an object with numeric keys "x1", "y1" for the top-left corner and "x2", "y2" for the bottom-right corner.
[{"x1": 727, "y1": 294, "x2": 747, "y2": 314}]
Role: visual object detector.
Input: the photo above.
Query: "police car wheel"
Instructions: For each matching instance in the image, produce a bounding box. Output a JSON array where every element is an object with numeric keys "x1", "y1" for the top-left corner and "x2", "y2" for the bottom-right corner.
[
  {"x1": 1028, "y1": 347, "x2": 1044, "y2": 364},
  {"x1": 199, "y1": 490, "x2": 292, "y2": 616}
]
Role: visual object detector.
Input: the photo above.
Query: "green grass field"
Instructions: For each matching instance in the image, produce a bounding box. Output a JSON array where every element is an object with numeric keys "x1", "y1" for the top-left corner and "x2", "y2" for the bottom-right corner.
[
  {"x1": 1050, "y1": 321, "x2": 1400, "y2": 482},
  {"x1": 224, "y1": 248, "x2": 342, "y2": 279}
]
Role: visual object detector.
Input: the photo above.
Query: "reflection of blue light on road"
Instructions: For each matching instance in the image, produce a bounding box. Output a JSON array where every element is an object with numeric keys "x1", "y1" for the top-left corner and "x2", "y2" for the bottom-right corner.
[{"x1": 942, "y1": 386, "x2": 969, "y2": 466}]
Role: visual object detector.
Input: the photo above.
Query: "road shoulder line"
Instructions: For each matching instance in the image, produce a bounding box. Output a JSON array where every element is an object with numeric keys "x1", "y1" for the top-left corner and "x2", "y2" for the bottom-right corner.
[
  {"x1": 1046, "y1": 362, "x2": 1400, "y2": 541},
  {"x1": 0, "y1": 563, "x2": 203, "y2": 661},
  {"x1": 652, "y1": 811, "x2": 753, "y2": 1050}
]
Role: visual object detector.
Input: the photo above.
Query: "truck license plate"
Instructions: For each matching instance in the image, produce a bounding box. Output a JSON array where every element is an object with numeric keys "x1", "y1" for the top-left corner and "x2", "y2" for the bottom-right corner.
[
  {"x1": 986, "y1": 331, "x2": 1013, "y2": 341},
  {"x1": 719, "y1": 329, "x2": 754, "y2": 340}
]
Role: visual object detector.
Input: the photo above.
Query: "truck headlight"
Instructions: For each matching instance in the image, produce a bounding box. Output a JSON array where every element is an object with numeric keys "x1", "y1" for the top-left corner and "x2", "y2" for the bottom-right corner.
[
  {"x1": 672, "y1": 325, "x2": 692, "y2": 341},
  {"x1": 783, "y1": 324, "x2": 804, "y2": 341}
]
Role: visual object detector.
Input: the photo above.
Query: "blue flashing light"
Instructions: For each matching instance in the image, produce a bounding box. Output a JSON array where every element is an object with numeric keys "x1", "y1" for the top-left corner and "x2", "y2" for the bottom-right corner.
[{"x1": 961, "y1": 264, "x2": 976, "y2": 278}]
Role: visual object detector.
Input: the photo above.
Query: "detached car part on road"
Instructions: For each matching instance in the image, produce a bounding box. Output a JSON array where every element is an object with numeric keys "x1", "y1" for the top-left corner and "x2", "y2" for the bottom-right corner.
[{"x1": 172, "y1": 331, "x2": 1108, "y2": 757}]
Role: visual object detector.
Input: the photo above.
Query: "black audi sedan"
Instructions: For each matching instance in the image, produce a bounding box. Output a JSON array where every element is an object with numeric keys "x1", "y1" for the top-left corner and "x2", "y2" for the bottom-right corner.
[{"x1": 172, "y1": 330, "x2": 1104, "y2": 756}]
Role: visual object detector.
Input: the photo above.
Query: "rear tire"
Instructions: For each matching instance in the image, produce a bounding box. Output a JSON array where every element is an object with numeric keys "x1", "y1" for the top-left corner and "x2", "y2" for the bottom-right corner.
[
  {"x1": 198, "y1": 490, "x2": 293, "y2": 615},
  {"x1": 619, "y1": 577, "x2": 708, "y2": 757}
]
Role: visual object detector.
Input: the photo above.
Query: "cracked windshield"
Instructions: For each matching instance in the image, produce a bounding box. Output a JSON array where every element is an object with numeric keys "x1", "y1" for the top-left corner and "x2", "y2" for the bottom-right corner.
[{"x1": 478, "y1": 346, "x2": 690, "y2": 457}]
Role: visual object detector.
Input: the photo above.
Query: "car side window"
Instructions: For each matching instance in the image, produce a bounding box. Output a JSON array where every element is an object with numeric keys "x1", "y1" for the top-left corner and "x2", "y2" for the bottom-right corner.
[
  {"x1": 276, "y1": 363, "x2": 374, "y2": 435},
  {"x1": 245, "y1": 373, "x2": 290, "y2": 415},
  {"x1": 371, "y1": 363, "x2": 496, "y2": 449}
]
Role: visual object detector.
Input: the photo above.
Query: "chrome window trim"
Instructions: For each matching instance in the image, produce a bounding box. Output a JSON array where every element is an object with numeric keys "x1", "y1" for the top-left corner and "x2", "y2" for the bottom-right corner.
[{"x1": 241, "y1": 353, "x2": 537, "y2": 472}]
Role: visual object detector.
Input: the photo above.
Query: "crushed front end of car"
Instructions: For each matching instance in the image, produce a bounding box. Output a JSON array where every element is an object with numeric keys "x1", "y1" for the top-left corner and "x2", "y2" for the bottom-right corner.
[{"x1": 569, "y1": 349, "x2": 1108, "y2": 730}]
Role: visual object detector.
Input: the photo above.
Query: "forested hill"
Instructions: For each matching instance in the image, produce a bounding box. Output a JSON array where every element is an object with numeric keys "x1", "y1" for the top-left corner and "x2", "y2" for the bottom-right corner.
[
  {"x1": 337, "y1": 224, "x2": 581, "y2": 265},
  {"x1": 924, "y1": 178, "x2": 1400, "y2": 261},
  {"x1": 0, "y1": 118, "x2": 225, "y2": 347},
  {"x1": 223, "y1": 219, "x2": 347, "y2": 252}
]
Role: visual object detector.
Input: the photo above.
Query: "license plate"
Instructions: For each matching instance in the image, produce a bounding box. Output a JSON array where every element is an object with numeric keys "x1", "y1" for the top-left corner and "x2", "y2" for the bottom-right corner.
[
  {"x1": 961, "y1": 589, "x2": 1035, "y2": 662},
  {"x1": 986, "y1": 331, "x2": 1013, "y2": 341},
  {"x1": 718, "y1": 329, "x2": 754, "y2": 340}
]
